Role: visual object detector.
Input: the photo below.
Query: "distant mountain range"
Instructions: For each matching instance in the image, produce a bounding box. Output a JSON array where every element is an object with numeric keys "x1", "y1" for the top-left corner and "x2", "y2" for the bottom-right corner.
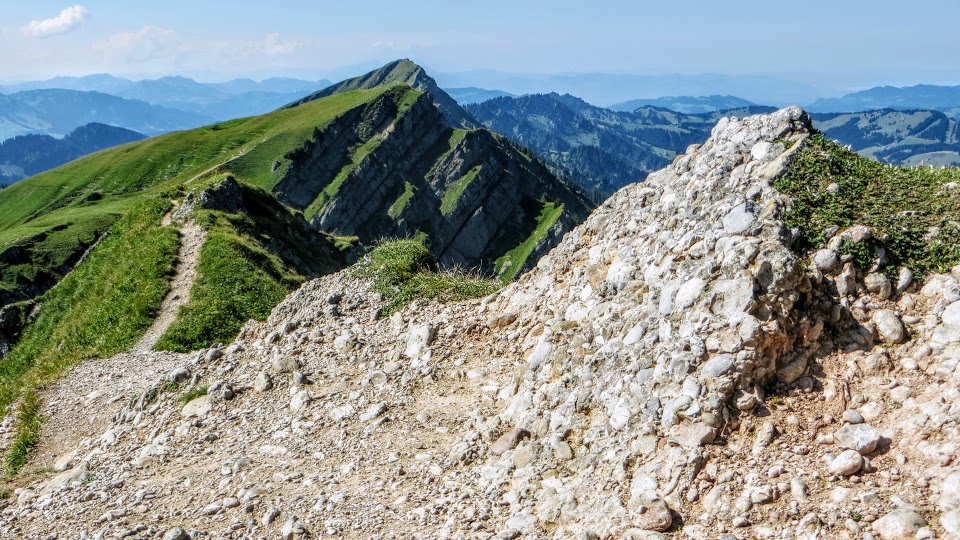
[
  {"x1": 5, "y1": 69, "x2": 960, "y2": 192},
  {"x1": 0, "y1": 89, "x2": 209, "y2": 141},
  {"x1": 1, "y1": 74, "x2": 327, "y2": 96},
  {"x1": 466, "y1": 92, "x2": 776, "y2": 198},
  {"x1": 0, "y1": 123, "x2": 144, "y2": 185},
  {"x1": 812, "y1": 109, "x2": 960, "y2": 166},
  {"x1": 808, "y1": 85, "x2": 960, "y2": 117},
  {"x1": 445, "y1": 87, "x2": 517, "y2": 105},
  {"x1": 1, "y1": 74, "x2": 331, "y2": 126},
  {"x1": 434, "y1": 71, "x2": 834, "y2": 106},
  {"x1": 608, "y1": 95, "x2": 758, "y2": 114}
]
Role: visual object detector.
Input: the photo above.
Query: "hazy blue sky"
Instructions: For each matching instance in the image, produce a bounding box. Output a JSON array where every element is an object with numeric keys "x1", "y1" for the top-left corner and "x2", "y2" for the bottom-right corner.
[{"x1": 2, "y1": 1, "x2": 959, "y2": 101}]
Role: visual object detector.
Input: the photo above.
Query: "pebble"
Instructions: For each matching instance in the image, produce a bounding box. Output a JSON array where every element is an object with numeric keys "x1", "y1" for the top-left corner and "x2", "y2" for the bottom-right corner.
[
  {"x1": 814, "y1": 249, "x2": 839, "y2": 273},
  {"x1": 633, "y1": 499, "x2": 673, "y2": 532},
  {"x1": 163, "y1": 528, "x2": 189, "y2": 540},
  {"x1": 842, "y1": 409, "x2": 864, "y2": 424},
  {"x1": 254, "y1": 371, "x2": 273, "y2": 392},
  {"x1": 491, "y1": 428, "x2": 530, "y2": 455}
]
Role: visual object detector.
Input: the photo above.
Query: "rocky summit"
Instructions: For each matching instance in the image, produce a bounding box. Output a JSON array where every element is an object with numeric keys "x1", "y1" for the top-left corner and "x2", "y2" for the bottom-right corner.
[{"x1": 3, "y1": 107, "x2": 960, "y2": 540}]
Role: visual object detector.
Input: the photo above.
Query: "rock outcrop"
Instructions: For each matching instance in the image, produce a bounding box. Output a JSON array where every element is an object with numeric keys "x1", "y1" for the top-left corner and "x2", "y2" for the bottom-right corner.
[
  {"x1": 286, "y1": 59, "x2": 479, "y2": 130},
  {"x1": 5, "y1": 107, "x2": 960, "y2": 540}
]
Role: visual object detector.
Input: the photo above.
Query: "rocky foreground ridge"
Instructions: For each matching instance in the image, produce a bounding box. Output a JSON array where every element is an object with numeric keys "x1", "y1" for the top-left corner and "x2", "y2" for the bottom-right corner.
[{"x1": 3, "y1": 108, "x2": 960, "y2": 539}]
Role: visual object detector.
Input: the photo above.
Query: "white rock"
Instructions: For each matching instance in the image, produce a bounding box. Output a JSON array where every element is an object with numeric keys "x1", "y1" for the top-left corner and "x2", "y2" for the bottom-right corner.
[
  {"x1": 404, "y1": 324, "x2": 435, "y2": 358},
  {"x1": 941, "y1": 510, "x2": 960, "y2": 536},
  {"x1": 813, "y1": 249, "x2": 839, "y2": 273},
  {"x1": 360, "y1": 403, "x2": 387, "y2": 422},
  {"x1": 674, "y1": 278, "x2": 706, "y2": 310},
  {"x1": 872, "y1": 509, "x2": 926, "y2": 540},
  {"x1": 944, "y1": 300, "x2": 960, "y2": 328},
  {"x1": 939, "y1": 472, "x2": 960, "y2": 511},
  {"x1": 834, "y1": 423, "x2": 881, "y2": 455},
  {"x1": 829, "y1": 450, "x2": 863, "y2": 476},
  {"x1": 872, "y1": 310, "x2": 905, "y2": 344},
  {"x1": 181, "y1": 395, "x2": 212, "y2": 418},
  {"x1": 290, "y1": 390, "x2": 311, "y2": 412},
  {"x1": 722, "y1": 203, "x2": 755, "y2": 234}
]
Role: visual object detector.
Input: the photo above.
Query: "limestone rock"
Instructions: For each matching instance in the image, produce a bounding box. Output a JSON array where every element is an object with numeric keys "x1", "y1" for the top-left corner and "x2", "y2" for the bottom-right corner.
[
  {"x1": 491, "y1": 428, "x2": 530, "y2": 456},
  {"x1": 633, "y1": 498, "x2": 673, "y2": 532},
  {"x1": 872, "y1": 309, "x2": 905, "y2": 344},
  {"x1": 813, "y1": 249, "x2": 839, "y2": 273},
  {"x1": 834, "y1": 423, "x2": 882, "y2": 455},
  {"x1": 829, "y1": 450, "x2": 863, "y2": 476},
  {"x1": 872, "y1": 509, "x2": 926, "y2": 540},
  {"x1": 181, "y1": 395, "x2": 212, "y2": 418}
]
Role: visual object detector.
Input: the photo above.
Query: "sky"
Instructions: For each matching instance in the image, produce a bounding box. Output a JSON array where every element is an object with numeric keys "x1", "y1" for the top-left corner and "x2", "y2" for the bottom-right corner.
[{"x1": 2, "y1": 1, "x2": 960, "y2": 103}]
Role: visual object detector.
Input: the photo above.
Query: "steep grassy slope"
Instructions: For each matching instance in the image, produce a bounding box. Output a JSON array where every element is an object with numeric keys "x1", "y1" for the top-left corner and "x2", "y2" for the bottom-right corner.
[
  {"x1": 154, "y1": 177, "x2": 345, "y2": 352},
  {"x1": 279, "y1": 85, "x2": 593, "y2": 276}
]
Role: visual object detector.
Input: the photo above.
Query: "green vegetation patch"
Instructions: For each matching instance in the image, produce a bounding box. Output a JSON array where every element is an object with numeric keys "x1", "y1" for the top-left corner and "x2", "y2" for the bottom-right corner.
[
  {"x1": 495, "y1": 201, "x2": 564, "y2": 281},
  {"x1": 776, "y1": 133, "x2": 960, "y2": 274},
  {"x1": 388, "y1": 182, "x2": 417, "y2": 219},
  {"x1": 179, "y1": 385, "x2": 209, "y2": 404},
  {"x1": 353, "y1": 238, "x2": 500, "y2": 317},
  {"x1": 440, "y1": 165, "x2": 482, "y2": 216}
]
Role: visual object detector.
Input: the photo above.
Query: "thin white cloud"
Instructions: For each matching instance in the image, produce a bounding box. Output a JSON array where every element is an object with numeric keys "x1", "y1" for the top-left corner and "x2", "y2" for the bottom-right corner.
[
  {"x1": 262, "y1": 33, "x2": 300, "y2": 56},
  {"x1": 22, "y1": 5, "x2": 88, "y2": 38},
  {"x1": 87, "y1": 28, "x2": 301, "y2": 75},
  {"x1": 93, "y1": 26, "x2": 177, "y2": 63}
]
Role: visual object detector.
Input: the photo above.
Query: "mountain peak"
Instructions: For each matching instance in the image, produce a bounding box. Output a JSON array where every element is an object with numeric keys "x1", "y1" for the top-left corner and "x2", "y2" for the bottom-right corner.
[{"x1": 286, "y1": 59, "x2": 478, "y2": 129}]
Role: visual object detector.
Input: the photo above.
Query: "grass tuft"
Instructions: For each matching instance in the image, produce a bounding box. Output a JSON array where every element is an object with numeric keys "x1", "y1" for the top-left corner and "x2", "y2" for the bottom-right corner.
[
  {"x1": 5, "y1": 389, "x2": 42, "y2": 476},
  {"x1": 353, "y1": 238, "x2": 500, "y2": 317},
  {"x1": 179, "y1": 385, "x2": 208, "y2": 404}
]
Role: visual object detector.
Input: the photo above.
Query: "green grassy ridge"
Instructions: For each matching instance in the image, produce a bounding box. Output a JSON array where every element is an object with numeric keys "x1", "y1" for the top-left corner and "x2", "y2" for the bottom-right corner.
[
  {"x1": 777, "y1": 132, "x2": 960, "y2": 274},
  {"x1": 0, "y1": 199, "x2": 178, "y2": 474},
  {"x1": 494, "y1": 201, "x2": 564, "y2": 281},
  {"x1": 153, "y1": 229, "x2": 294, "y2": 352},
  {"x1": 353, "y1": 238, "x2": 500, "y2": 318},
  {"x1": 0, "y1": 88, "x2": 395, "y2": 303},
  {"x1": 155, "y1": 178, "x2": 345, "y2": 352}
]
